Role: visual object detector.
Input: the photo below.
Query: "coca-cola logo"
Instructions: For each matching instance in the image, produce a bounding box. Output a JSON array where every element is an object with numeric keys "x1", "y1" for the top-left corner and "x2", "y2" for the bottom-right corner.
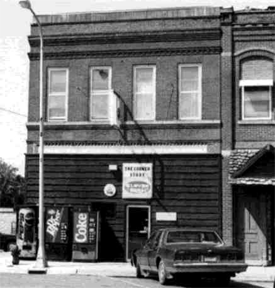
[{"x1": 74, "y1": 213, "x2": 88, "y2": 243}]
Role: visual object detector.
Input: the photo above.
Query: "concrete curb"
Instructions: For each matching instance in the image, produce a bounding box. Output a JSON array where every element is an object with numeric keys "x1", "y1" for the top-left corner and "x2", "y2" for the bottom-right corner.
[{"x1": 1, "y1": 252, "x2": 275, "y2": 282}]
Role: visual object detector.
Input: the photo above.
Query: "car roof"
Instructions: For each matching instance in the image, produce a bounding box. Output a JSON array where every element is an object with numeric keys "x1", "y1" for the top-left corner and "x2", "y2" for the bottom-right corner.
[{"x1": 157, "y1": 228, "x2": 217, "y2": 233}]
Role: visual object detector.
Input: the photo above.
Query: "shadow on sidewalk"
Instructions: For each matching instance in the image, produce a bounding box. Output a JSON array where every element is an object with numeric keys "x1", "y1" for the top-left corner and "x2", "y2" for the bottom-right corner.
[{"x1": 111, "y1": 275, "x2": 270, "y2": 288}]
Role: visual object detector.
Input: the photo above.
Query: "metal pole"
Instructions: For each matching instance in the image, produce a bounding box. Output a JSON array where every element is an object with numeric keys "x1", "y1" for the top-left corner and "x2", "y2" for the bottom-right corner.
[{"x1": 30, "y1": 7, "x2": 48, "y2": 269}]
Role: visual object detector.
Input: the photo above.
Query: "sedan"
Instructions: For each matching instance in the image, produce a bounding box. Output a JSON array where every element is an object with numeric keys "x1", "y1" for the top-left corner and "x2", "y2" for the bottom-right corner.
[{"x1": 131, "y1": 228, "x2": 247, "y2": 286}]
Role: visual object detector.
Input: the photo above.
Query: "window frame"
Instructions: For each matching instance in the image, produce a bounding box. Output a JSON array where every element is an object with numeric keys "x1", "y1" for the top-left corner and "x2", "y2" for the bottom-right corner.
[
  {"x1": 47, "y1": 68, "x2": 69, "y2": 122},
  {"x1": 90, "y1": 66, "x2": 112, "y2": 121},
  {"x1": 240, "y1": 79, "x2": 273, "y2": 121},
  {"x1": 178, "y1": 64, "x2": 202, "y2": 120},
  {"x1": 133, "y1": 65, "x2": 156, "y2": 121}
]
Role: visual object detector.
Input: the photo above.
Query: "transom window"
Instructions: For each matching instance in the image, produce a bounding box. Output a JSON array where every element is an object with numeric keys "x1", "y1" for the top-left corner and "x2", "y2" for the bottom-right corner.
[
  {"x1": 90, "y1": 67, "x2": 112, "y2": 120},
  {"x1": 240, "y1": 58, "x2": 273, "y2": 120},
  {"x1": 133, "y1": 66, "x2": 156, "y2": 120},
  {"x1": 179, "y1": 64, "x2": 202, "y2": 120},
  {"x1": 47, "y1": 68, "x2": 68, "y2": 121}
]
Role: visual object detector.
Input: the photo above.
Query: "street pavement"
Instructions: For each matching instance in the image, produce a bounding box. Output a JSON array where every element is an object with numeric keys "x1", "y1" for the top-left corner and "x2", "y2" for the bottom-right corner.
[{"x1": 0, "y1": 252, "x2": 275, "y2": 283}]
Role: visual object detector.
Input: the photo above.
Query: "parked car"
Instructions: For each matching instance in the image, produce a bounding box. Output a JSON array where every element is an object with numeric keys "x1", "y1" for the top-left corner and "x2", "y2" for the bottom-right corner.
[
  {"x1": 131, "y1": 228, "x2": 247, "y2": 286},
  {"x1": 0, "y1": 232, "x2": 16, "y2": 252}
]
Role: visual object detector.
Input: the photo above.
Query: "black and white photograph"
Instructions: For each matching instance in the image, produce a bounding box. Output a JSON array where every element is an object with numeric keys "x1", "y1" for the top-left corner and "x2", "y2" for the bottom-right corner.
[{"x1": 0, "y1": 0, "x2": 275, "y2": 287}]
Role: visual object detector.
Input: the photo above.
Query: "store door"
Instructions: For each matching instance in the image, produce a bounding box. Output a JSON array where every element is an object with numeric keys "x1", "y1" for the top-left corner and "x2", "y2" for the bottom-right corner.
[
  {"x1": 235, "y1": 191, "x2": 269, "y2": 265},
  {"x1": 126, "y1": 206, "x2": 150, "y2": 260}
]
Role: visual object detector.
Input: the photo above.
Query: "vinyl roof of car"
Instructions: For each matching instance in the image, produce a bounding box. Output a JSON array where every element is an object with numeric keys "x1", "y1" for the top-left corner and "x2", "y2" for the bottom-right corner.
[{"x1": 158, "y1": 228, "x2": 217, "y2": 232}]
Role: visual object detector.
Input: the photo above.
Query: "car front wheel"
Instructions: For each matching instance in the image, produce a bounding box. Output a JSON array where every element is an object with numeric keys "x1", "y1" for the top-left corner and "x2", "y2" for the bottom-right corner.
[
  {"x1": 136, "y1": 262, "x2": 143, "y2": 278},
  {"x1": 215, "y1": 275, "x2": 231, "y2": 286},
  {"x1": 158, "y1": 260, "x2": 168, "y2": 285}
]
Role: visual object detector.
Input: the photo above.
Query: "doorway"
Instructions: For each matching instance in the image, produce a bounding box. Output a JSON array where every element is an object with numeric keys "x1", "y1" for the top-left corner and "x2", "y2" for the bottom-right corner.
[
  {"x1": 126, "y1": 205, "x2": 150, "y2": 260},
  {"x1": 235, "y1": 188, "x2": 272, "y2": 265}
]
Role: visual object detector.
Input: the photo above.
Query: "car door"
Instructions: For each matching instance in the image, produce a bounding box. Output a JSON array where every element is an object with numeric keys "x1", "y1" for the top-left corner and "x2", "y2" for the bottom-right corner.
[
  {"x1": 148, "y1": 231, "x2": 162, "y2": 272},
  {"x1": 138, "y1": 232, "x2": 157, "y2": 270}
]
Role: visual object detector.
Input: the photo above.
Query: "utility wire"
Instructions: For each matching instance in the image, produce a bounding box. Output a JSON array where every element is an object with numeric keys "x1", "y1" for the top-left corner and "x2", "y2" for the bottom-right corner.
[{"x1": 0, "y1": 107, "x2": 27, "y2": 118}]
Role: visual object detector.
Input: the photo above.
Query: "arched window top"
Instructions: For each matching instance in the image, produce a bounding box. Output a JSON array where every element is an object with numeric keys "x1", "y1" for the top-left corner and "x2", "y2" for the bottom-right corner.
[{"x1": 241, "y1": 58, "x2": 273, "y2": 80}]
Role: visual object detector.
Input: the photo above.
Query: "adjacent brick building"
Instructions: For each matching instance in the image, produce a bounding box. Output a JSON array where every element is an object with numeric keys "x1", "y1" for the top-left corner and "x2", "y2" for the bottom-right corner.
[{"x1": 24, "y1": 6, "x2": 275, "y2": 264}]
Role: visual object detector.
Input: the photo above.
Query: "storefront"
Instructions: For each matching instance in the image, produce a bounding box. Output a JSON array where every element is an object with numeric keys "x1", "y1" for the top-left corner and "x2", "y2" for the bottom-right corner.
[{"x1": 25, "y1": 144, "x2": 222, "y2": 261}]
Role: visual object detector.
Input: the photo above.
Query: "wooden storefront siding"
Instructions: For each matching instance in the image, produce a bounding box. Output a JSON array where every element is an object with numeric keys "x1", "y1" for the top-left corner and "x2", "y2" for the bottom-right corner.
[{"x1": 25, "y1": 153, "x2": 221, "y2": 260}]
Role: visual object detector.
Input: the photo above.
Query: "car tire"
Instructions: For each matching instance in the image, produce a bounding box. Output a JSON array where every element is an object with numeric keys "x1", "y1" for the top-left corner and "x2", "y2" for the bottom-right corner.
[
  {"x1": 136, "y1": 262, "x2": 143, "y2": 278},
  {"x1": 158, "y1": 260, "x2": 168, "y2": 285},
  {"x1": 216, "y1": 275, "x2": 231, "y2": 287}
]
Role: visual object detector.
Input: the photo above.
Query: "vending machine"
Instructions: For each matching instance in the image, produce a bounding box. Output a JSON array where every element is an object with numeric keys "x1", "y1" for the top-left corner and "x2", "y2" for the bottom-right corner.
[
  {"x1": 72, "y1": 208, "x2": 100, "y2": 262},
  {"x1": 45, "y1": 206, "x2": 70, "y2": 261},
  {"x1": 16, "y1": 207, "x2": 37, "y2": 259}
]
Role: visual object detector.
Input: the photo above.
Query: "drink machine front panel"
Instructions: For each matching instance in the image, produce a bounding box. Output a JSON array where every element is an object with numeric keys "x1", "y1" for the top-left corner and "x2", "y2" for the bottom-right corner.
[
  {"x1": 45, "y1": 207, "x2": 70, "y2": 261},
  {"x1": 17, "y1": 207, "x2": 37, "y2": 258},
  {"x1": 72, "y1": 210, "x2": 99, "y2": 262},
  {"x1": 46, "y1": 207, "x2": 68, "y2": 244}
]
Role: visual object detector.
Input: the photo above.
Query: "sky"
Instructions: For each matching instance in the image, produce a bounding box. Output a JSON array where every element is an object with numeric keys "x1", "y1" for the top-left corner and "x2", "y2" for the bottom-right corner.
[{"x1": 0, "y1": 0, "x2": 274, "y2": 176}]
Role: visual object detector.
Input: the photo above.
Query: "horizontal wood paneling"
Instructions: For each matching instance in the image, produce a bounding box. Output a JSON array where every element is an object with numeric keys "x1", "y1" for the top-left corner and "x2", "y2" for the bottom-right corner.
[{"x1": 26, "y1": 154, "x2": 221, "y2": 260}]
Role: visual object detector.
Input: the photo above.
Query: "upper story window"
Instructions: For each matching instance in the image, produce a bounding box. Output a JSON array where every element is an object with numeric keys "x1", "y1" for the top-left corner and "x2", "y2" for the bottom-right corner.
[
  {"x1": 179, "y1": 64, "x2": 202, "y2": 120},
  {"x1": 90, "y1": 67, "x2": 112, "y2": 121},
  {"x1": 133, "y1": 66, "x2": 156, "y2": 120},
  {"x1": 48, "y1": 68, "x2": 68, "y2": 121},
  {"x1": 240, "y1": 58, "x2": 273, "y2": 120}
]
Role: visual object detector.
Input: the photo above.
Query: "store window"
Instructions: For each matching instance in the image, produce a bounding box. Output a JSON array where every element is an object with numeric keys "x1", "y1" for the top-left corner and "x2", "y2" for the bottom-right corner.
[
  {"x1": 90, "y1": 67, "x2": 112, "y2": 120},
  {"x1": 133, "y1": 66, "x2": 156, "y2": 120},
  {"x1": 240, "y1": 58, "x2": 273, "y2": 120},
  {"x1": 179, "y1": 64, "x2": 202, "y2": 120},
  {"x1": 48, "y1": 68, "x2": 68, "y2": 121}
]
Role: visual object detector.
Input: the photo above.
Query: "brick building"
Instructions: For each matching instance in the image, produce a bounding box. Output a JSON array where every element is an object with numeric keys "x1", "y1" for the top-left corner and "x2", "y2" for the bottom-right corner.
[{"x1": 24, "y1": 6, "x2": 275, "y2": 263}]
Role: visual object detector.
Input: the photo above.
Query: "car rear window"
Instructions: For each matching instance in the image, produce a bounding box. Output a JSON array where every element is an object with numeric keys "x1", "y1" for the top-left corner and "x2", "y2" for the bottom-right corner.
[{"x1": 166, "y1": 231, "x2": 222, "y2": 244}]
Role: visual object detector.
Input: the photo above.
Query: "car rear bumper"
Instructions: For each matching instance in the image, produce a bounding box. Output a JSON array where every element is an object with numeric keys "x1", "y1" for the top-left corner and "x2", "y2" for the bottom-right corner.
[{"x1": 168, "y1": 262, "x2": 248, "y2": 274}]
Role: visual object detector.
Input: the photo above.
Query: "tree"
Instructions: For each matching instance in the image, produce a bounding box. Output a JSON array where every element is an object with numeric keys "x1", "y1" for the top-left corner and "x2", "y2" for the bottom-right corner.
[{"x1": 0, "y1": 159, "x2": 26, "y2": 208}]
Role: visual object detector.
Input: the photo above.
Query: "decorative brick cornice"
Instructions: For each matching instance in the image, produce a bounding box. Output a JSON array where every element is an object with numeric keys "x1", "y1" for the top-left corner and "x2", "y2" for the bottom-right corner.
[
  {"x1": 29, "y1": 46, "x2": 222, "y2": 60},
  {"x1": 28, "y1": 29, "x2": 222, "y2": 47}
]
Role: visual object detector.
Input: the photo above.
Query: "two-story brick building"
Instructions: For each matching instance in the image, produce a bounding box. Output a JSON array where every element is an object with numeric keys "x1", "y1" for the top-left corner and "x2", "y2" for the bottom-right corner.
[{"x1": 24, "y1": 6, "x2": 275, "y2": 264}]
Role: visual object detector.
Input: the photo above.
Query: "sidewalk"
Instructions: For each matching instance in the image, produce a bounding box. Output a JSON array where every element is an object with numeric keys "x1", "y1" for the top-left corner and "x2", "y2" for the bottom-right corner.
[{"x1": 0, "y1": 252, "x2": 275, "y2": 282}]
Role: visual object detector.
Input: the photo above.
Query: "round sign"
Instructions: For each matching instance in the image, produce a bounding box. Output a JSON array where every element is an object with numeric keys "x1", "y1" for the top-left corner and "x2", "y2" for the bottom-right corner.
[{"x1": 104, "y1": 184, "x2": 116, "y2": 197}]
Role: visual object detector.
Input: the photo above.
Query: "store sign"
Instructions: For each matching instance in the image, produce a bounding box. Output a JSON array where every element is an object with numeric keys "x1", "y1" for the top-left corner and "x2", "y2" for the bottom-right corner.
[
  {"x1": 122, "y1": 163, "x2": 153, "y2": 199},
  {"x1": 104, "y1": 184, "x2": 116, "y2": 197},
  {"x1": 156, "y1": 212, "x2": 177, "y2": 221}
]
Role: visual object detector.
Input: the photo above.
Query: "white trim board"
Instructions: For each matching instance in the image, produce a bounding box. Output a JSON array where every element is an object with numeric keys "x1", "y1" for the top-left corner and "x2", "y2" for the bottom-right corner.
[{"x1": 43, "y1": 144, "x2": 208, "y2": 154}]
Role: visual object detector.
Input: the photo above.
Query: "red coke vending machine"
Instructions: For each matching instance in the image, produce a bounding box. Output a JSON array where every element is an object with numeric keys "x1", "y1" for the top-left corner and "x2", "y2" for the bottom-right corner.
[
  {"x1": 45, "y1": 206, "x2": 70, "y2": 261},
  {"x1": 72, "y1": 208, "x2": 100, "y2": 262}
]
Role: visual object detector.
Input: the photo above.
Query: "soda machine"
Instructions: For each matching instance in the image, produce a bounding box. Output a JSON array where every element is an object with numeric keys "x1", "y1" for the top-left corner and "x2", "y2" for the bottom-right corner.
[
  {"x1": 16, "y1": 207, "x2": 37, "y2": 258},
  {"x1": 72, "y1": 208, "x2": 100, "y2": 262},
  {"x1": 45, "y1": 206, "x2": 70, "y2": 261}
]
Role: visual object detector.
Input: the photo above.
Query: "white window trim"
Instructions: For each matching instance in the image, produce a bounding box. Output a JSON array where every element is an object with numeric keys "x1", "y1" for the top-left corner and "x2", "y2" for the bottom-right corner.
[
  {"x1": 178, "y1": 64, "x2": 202, "y2": 120},
  {"x1": 133, "y1": 65, "x2": 156, "y2": 121},
  {"x1": 90, "y1": 66, "x2": 112, "y2": 121},
  {"x1": 240, "y1": 81, "x2": 273, "y2": 121},
  {"x1": 47, "y1": 68, "x2": 69, "y2": 122},
  {"x1": 239, "y1": 79, "x2": 273, "y2": 87}
]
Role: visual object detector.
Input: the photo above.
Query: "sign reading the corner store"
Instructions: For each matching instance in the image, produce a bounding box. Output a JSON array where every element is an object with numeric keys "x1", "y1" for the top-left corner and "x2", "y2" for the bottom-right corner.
[{"x1": 122, "y1": 163, "x2": 153, "y2": 199}]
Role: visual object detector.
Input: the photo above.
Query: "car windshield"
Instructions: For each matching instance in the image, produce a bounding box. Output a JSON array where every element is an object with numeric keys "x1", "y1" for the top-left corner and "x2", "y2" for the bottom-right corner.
[{"x1": 166, "y1": 231, "x2": 222, "y2": 244}]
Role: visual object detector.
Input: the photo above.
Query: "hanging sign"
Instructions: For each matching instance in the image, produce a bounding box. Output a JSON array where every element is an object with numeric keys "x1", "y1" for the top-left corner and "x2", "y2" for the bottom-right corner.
[{"x1": 122, "y1": 163, "x2": 153, "y2": 199}]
